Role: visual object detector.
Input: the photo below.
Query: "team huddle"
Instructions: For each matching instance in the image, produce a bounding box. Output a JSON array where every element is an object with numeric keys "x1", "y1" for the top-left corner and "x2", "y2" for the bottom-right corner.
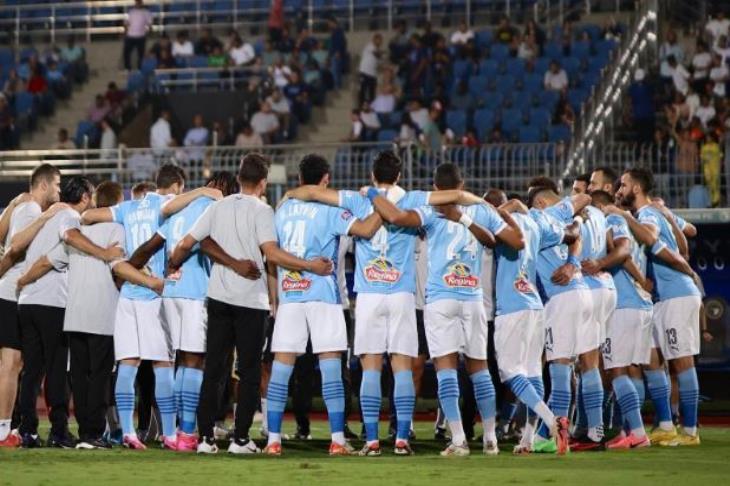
[{"x1": 0, "y1": 150, "x2": 703, "y2": 457}]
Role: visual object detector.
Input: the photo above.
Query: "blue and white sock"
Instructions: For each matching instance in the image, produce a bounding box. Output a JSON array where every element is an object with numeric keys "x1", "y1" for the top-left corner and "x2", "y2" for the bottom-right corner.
[
  {"x1": 470, "y1": 370, "x2": 497, "y2": 443},
  {"x1": 359, "y1": 370, "x2": 381, "y2": 444},
  {"x1": 677, "y1": 368, "x2": 699, "y2": 436},
  {"x1": 436, "y1": 368, "x2": 464, "y2": 445},
  {"x1": 644, "y1": 369, "x2": 673, "y2": 430},
  {"x1": 154, "y1": 366, "x2": 176, "y2": 438},
  {"x1": 538, "y1": 363, "x2": 571, "y2": 439},
  {"x1": 181, "y1": 367, "x2": 203, "y2": 434},
  {"x1": 613, "y1": 375, "x2": 645, "y2": 437},
  {"x1": 174, "y1": 366, "x2": 186, "y2": 424},
  {"x1": 631, "y1": 376, "x2": 646, "y2": 409},
  {"x1": 115, "y1": 364, "x2": 138, "y2": 436},
  {"x1": 393, "y1": 370, "x2": 416, "y2": 442},
  {"x1": 509, "y1": 374, "x2": 555, "y2": 427},
  {"x1": 320, "y1": 358, "x2": 346, "y2": 445},
  {"x1": 266, "y1": 361, "x2": 293, "y2": 445},
  {"x1": 575, "y1": 373, "x2": 588, "y2": 431},
  {"x1": 581, "y1": 368, "x2": 605, "y2": 441}
]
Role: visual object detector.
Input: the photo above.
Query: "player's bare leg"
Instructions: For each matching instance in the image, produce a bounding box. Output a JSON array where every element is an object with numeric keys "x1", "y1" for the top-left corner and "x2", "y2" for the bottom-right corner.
[{"x1": 0, "y1": 348, "x2": 22, "y2": 447}]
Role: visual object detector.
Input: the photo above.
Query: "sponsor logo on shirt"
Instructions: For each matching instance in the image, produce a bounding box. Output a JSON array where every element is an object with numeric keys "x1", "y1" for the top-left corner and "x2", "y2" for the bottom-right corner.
[
  {"x1": 281, "y1": 270, "x2": 312, "y2": 293},
  {"x1": 513, "y1": 270, "x2": 536, "y2": 294},
  {"x1": 341, "y1": 210, "x2": 353, "y2": 221},
  {"x1": 364, "y1": 257, "x2": 401, "y2": 284},
  {"x1": 443, "y1": 263, "x2": 479, "y2": 288}
]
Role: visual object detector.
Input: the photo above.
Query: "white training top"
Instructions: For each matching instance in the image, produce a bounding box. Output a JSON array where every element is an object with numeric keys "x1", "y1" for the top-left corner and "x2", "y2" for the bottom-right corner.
[{"x1": 0, "y1": 201, "x2": 42, "y2": 302}]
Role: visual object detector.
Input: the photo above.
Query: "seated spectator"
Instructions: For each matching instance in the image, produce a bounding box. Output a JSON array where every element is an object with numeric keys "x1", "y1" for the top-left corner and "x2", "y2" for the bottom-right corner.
[
  {"x1": 371, "y1": 84, "x2": 396, "y2": 114},
  {"x1": 518, "y1": 34, "x2": 538, "y2": 61},
  {"x1": 554, "y1": 95, "x2": 576, "y2": 127},
  {"x1": 377, "y1": 66, "x2": 402, "y2": 99},
  {"x1": 544, "y1": 60, "x2": 568, "y2": 92},
  {"x1": 421, "y1": 22, "x2": 441, "y2": 50},
  {"x1": 495, "y1": 16, "x2": 518, "y2": 45},
  {"x1": 208, "y1": 46, "x2": 228, "y2": 67},
  {"x1": 420, "y1": 107, "x2": 443, "y2": 152},
  {"x1": 705, "y1": 11, "x2": 730, "y2": 47},
  {"x1": 450, "y1": 80, "x2": 475, "y2": 111},
  {"x1": 283, "y1": 71, "x2": 311, "y2": 123},
  {"x1": 87, "y1": 94, "x2": 110, "y2": 124},
  {"x1": 408, "y1": 100, "x2": 429, "y2": 131},
  {"x1": 100, "y1": 118, "x2": 117, "y2": 156},
  {"x1": 397, "y1": 112, "x2": 418, "y2": 146},
  {"x1": 602, "y1": 17, "x2": 623, "y2": 40},
  {"x1": 150, "y1": 109, "x2": 175, "y2": 154},
  {"x1": 235, "y1": 124, "x2": 263, "y2": 148},
  {"x1": 241, "y1": 77, "x2": 263, "y2": 121},
  {"x1": 183, "y1": 114, "x2": 209, "y2": 162},
  {"x1": 271, "y1": 58, "x2": 292, "y2": 88},
  {"x1": 666, "y1": 55, "x2": 690, "y2": 96},
  {"x1": 660, "y1": 30, "x2": 684, "y2": 83},
  {"x1": 275, "y1": 28, "x2": 295, "y2": 53},
  {"x1": 172, "y1": 31, "x2": 195, "y2": 58},
  {"x1": 60, "y1": 35, "x2": 88, "y2": 83},
  {"x1": 488, "y1": 127, "x2": 505, "y2": 144},
  {"x1": 714, "y1": 35, "x2": 730, "y2": 64},
  {"x1": 359, "y1": 102, "x2": 381, "y2": 139},
  {"x1": 229, "y1": 36, "x2": 256, "y2": 66},
  {"x1": 295, "y1": 28, "x2": 318, "y2": 53},
  {"x1": 0, "y1": 96, "x2": 17, "y2": 150},
  {"x1": 211, "y1": 121, "x2": 231, "y2": 146},
  {"x1": 3, "y1": 68, "x2": 24, "y2": 101},
  {"x1": 250, "y1": 101, "x2": 280, "y2": 144},
  {"x1": 266, "y1": 88, "x2": 291, "y2": 132},
  {"x1": 451, "y1": 21, "x2": 474, "y2": 46},
  {"x1": 46, "y1": 61, "x2": 70, "y2": 99},
  {"x1": 346, "y1": 110, "x2": 364, "y2": 142},
  {"x1": 151, "y1": 33, "x2": 172, "y2": 61},
  {"x1": 26, "y1": 66, "x2": 48, "y2": 94},
  {"x1": 53, "y1": 128, "x2": 76, "y2": 150},
  {"x1": 524, "y1": 19, "x2": 546, "y2": 52},
  {"x1": 195, "y1": 28, "x2": 223, "y2": 56},
  {"x1": 157, "y1": 49, "x2": 177, "y2": 69},
  {"x1": 709, "y1": 53, "x2": 728, "y2": 97},
  {"x1": 461, "y1": 129, "x2": 479, "y2": 147},
  {"x1": 691, "y1": 40, "x2": 713, "y2": 92},
  {"x1": 432, "y1": 36, "x2": 452, "y2": 87},
  {"x1": 695, "y1": 95, "x2": 716, "y2": 128},
  {"x1": 105, "y1": 82, "x2": 127, "y2": 117}
]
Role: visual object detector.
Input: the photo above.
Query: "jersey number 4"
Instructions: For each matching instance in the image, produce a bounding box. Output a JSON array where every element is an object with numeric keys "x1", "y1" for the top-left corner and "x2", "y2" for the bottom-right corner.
[{"x1": 282, "y1": 220, "x2": 307, "y2": 258}]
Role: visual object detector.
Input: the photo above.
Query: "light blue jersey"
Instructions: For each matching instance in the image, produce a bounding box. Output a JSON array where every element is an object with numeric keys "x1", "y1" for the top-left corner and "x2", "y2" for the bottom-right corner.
[
  {"x1": 275, "y1": 198, "x2": 356, "y2": 305},
  {"x1": 495, "y1": 212, "x2": 564, "y2": 316},
  {"x1": 157, "y1": 197, "x2": 213, "y2": 300},
  {"x1": 339, "y1": 189, "x2": 429, "y2": 294},
  {"x1": 579, "y1": 205, "x2": 615, "y2": 291},
  {"x1": 636, "y1": 205, "x2": 700, "y2": 301},
  {"x1": 530, "y1": 207, "x2": 588, "y2": 299},
  {"x1": 416, "y1": 204, "x2": 506, "y2": 303},
  {"x1": 606, "y1": 214, "x2": 653, "y2": 310},
  {"x1": 111, "y1": 192, "x2": 170, "y2": 300}
]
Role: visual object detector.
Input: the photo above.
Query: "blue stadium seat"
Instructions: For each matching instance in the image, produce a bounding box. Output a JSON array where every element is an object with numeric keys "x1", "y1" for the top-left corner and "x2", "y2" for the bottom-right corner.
[
  {"x1": 501, "y1": 108, "x2": 523, "y2": 139},
  {"x1": 688, "y1": 185, "x2": 711, "y2": 208},
  {"x1": 489, "y1": 44, "x2": 509, "y2": 62},
  {"x1": 495, "y1": 75, "x2": 515, "y2": 94},
  {"x1": 377, "y1": 129, "x2": 398, "y2": 143},
  {"x1": 0, "y1": 48, "x2": 14, "y2": 67},
  {"x1": 453, "y1": 59, "x2": 473, "y2": 80},
  {"x1": 189, "y1": 56, "x2": 209, "y2": 68},
  {"x1": 141, "y1": 57, "x2": 158, "y2": 75},
  {"x1": 481, "y1": 92, "x2": 503, "y2": 110},
  {"x1": 571, "y1": 40, "x2": 591, "y2": 60},
  {"x1": 446, "y1": 110, "x2": 467, "y2": 138},
  {"x1": 505, "y1": 58, "x2": 525, "y2": 79},
  {"x1": 548, "y1": 124, "x2": 572, "y2": 143},
  {"x1": 534, "y1": 57, "x2": 551, "y2": 75},
  {"x1": 567, "y1": 89, "x2": 589, "y2": 113},
  {"x1": 539, "y1": 90, "x2": 560, "y2": 111},
  {"x1": 581, "y1": 24, "x2": 602, "y2": 41},
  {"x1": 475, "y1": 29, "x2": 493, "y2": 49},
  {"x1": 528, "y1": 107, "x2": 551, "y2": 127},
  {"x1": 468, "y1": 75, "x2": 489, "y2": 98},
  {"x1": 474, "y1": 108, "x2": 496, "y2": 141},
  {"x1": 519, "y1": 125, "x2": 543, "y2": 143},
  {"x1": 561, "y1": 56, "x2": 581, "y2": 78},
  {"x1": 127, "y1": 71, "x2": 145, "y2": 93},
  {"x1": 74, "y1": 120, "x2": 99, "y2": 147},
  {"x1": 523, "y1": 73, "x2": 543, "y2": 94},
  {"x1": 478, "y1": 59, "x2": 499, "y2": 78},
  {"x1": 544, "y1": 42, "x2": 562, "y2": 60}
]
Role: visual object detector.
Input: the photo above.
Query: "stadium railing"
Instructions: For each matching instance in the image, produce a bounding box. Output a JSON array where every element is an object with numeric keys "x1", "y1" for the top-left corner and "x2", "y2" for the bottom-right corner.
[
  {"x1": 0, "y1": 0, "x2": 626, "y2": 48},
  {"x1": 149, "y1": 65, "x2": 264, "y2": 93}
]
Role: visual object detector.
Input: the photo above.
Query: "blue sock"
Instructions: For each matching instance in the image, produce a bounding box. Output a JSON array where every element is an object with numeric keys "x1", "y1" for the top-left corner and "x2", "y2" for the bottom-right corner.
[
  {"x1": 612, "y1": 394, "x2": 625, "y2": 431},
  {"x1": 644, "y1": 369, "x2": 673, "y2": 425},
  {"x1": 320, "y1": 358, "x2": 345, "y2": 436},
  {"x1": 528, "y1": 376, "x2": 545, "y2": 420},
  {"x1": 359, "y1": 370, "x2": 381, "y2": 442},
  {"x1": 538, "y1": 363, "x2": 571, "y2": 438},
  {"x1": 677, "y1": 368, "x2": 699, "y2": 432},
  {"x1": 575, "y1": 374, "x2": 588, "y2": 430},
  {"x1": 181, "y1": 368, "x2": 203, "y2": 434},
  {"x1": 436, "y1": 369, "x2": 461, "y2": 423},
  {"x1": 394, "y1": 370, "x2": 416, "y2": 441},
  {"x1": 266, "y1": 361, "x2": 294, "y2": 436},
  {"x1": 154, "y1": 367, "x2": 176, "y2": 438},
  {"x1": 613, "y1": 375, "x2": 643, "y2": 433},
  {"x1": 508, "y1": 374, "x2": 542, "y2": 411},
  {"x1": 174, "y1": 366, "x2": 185, "y2": 424},
  {"x1": 581, "y1": 368, "x2": 604, "y2": 430},
  {"x1": 115, "y1": 364, "x2": 138, "y2": 435},
  {"x1": 631, "y1": 377, "x2": 646, "y2": 408}
]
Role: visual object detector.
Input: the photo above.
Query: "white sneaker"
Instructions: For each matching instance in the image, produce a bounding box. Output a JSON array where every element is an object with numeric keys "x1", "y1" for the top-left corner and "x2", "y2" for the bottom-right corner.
[
  {"x1": 197, "y1": 438, "x2": 219, "y2": 454},
  {"x1": 483, "y1": 440, "x2": 500, "y2": 456},
  {"x1": 228, "y1": 438, "x2": 261, "y2": 454},
  {"x1": 440, "y1": 441, "x2": 470, "y2": 457},
  {"x1": 75, "y1": 441, "x2": 96, "y2": 450}
]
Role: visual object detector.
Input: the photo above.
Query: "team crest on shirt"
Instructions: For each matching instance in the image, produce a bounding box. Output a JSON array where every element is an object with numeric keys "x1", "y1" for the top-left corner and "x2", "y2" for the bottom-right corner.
[
  {"x1": 364, "y1": 257, "x2": 401, "y2": 284},
  {"x1": 443, "y1": 263, "x2": 479, "y2": 288},
  {"x1": 513, "y1": 270, "x2": 536, "y2": 294},
  {"x1": 281, "y1": 271, "x2": 312, "y2": 293}
]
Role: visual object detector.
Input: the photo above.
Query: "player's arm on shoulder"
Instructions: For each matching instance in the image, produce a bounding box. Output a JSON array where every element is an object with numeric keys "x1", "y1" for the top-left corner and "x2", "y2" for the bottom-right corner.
[
  {"x1": 80, "y1": 206, "x2": 113, "y2": 226},
  {"x1": 666, "y1": 212, "x2": 689, "y2": 260},
  {"x1": 16, "y1": 255, "x2": 53, "y2": 292},
  {"x1": 682, "y1": 221, "x2": 698, "y2": 238},
  {"x1": 259, "y1": 241, "x2": 333, "y2": 276},
  {"x1": 64, "y1": 227, "x2": 125, "y2": 263},
  {"x1": 427, "y1": 189, "x2": 484, "y2": 206},
  {"x1": 368, "y1": 189, "x2": 422, "y2": 227},
  {"x1": 348, "y1": 211, "x2": 383, "y2": 239},
  {"x1": 285, "y1": 185, "x2": 341, "y2": 206},
  {"x1": 605, "y1": 205, "x2": 658, "y2": 247},
  {"x1": 589, "y1": 232, "x2": 630, "y2": 273},
  {"x1": 552, "y1": 236, "x2": 582, "y2": 285},
  {"x1": 169, "y1": 234, "x2": 197, "y2": 271},
  {"x1": 0, "y1": 192, "x2": 30, "y2": 244},
  {"x1": 200, "y1": 237, "x2": 261, "y2": 280},
  {"x1": 570, "y1": 193, "x2": 592, "y2": 215},
  {"x1": 128, "y1": 233, "x2": 165, "y2": 269},
  {"x1": 161, "y1": 187, "x2": 223, "y2": 217},
  {"x1": 493, "y1": 206, "x2": 524, "y2": 250},
  {"x1": 437, "y1": 205, "x2": 497, "y2": 248},
  {"x1": 9, "y1": 202, "x2": 69, "y2": 252},
  {"x1": 111, "y1": 260, "x2": 164, "y2": 294}
]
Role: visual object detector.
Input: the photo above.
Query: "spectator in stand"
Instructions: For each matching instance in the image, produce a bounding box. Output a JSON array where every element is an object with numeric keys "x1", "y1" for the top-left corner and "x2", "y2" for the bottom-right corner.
[
  {"x1": 461, "y1": 129, "x2": 479, "y2": 147},
  {"x1": 99, "y1": 118, "x2": 117, "y2": 156},
  {"x1": 87, "y1": 95, "x2": 110, "y2": 124},
  {"x1": 524, "y1": 19, "x2": 546, "y2": 52},
  {"x1": 544, "y1": 60, "x2": 568, "y2": 92},
  {"x1": 46, "y1": 61, "x2": 70, "y2": 99},
  {"x1": 451, "y1": 21, "x2": 475, "y2": 46},
  {"x1": 235, "y1": 124, "x2": 263, "y2": 148},
  {"x1": 208, "y1": 46, "x2": 228, "y2": 67},
  {"x1": 714, "y1": 35, "x2": 730, "y2": 64},
  {"x1": 450, "y1": 80, "x2": 475, "y2": 111},
  {"x1": 250, "y1": 101, "x2": 280, "y2": 144},
  {"x1": 211, "y1": 121, "x2": 231, "y2": 146},
  {"x1": 172, "y1": 31, "x2": 195, "y2": 58},
  {"x1": 389, "y1": 20, "x2": 411, "y2": 64},
  {"x1": 183, "y1": 114, "x2": 209, "y2": 162},
  {"x1": 371, "y1": 83, "x2": 396, "y2": 114},
  {"x1": 346, "y1": 110, "x2": 364, "y2": 142},
  {"x1": 629, "y1": 69, "x2": 655, "y2": 144},
  {"x1": 53, "y1": 128, "x2": 76, "y2": 150},
  {"x1": 271, "y1": 58, "x2": 292, "y2": 88},
  {"x1": 157, "y1": 49, "x2": 177, "y2": 69},
  {"x1": 151, "y1": 33, "x2": 172, "y2": 61},
  {"x1": 650, "y1": 127, "x2": 673, "y2": 174},
  {"x1": 195, "y1": 28, "x2": 223, "y2": 56},
  {"x1": 667, "y1": 55, "x2": 690, "y2": 95},
  {"x1": 408, "y1": 100, "x2": 429, "y2": 131},
  {"x1": 241, "y1": 77, "x2": 263, "y2": 121},
  {"x1": 377, "y1": 65, "x2": 401, "y2": 99},
  {"x1": 420, "y1": 107, "x2": 443, "y2": 152},
  {"x1": 283, "y1": 70, "x2": 311, "y2": 123},
  {"x1": 705, "y1": 11, "x2": 730, "y2": 47},
  {"x1": 0, "y1": 95, "x2": 16, "y2": 150},
  {"x1": 358, "y1": 33, "x2": 383, "y2": 105},
  {"x1": 671, "y1": 124, "x2": 699, "y2": 174},
  {"x1": 432, "y1": 36, "x2": 452, "y2": 90},
  {"x1": 123, "y1": 0, "x2": 153, "y2": 70},
  {"x1": 518, "y1": 34, "x2": 538, "y2": 61},
  {"x1": 268, "y1": 0, "x2": 285, "y2": 44},
  {"x1": 105, "y1": 82, "x2": 127, "y2": 119},
  {"x1": 554, "y1": 95, "x2": 576, "y2": 128},
  {"x1": 710, "y1": 53, "x2": 728, "y2": 97},
  {"x1": 266, "y1": 88, "x2": 291, "y2": 133},
  {"x1": 691, "y1": 40, "x2": 713, "y2": 93},
  {"x1": 230, "y1": 35, "x2": 256, "y2": 66},
  {"x1": 60, "y1": 35, "x2": 88, "y2": 83},
  {"x1": 26, "y1": 66, "x2": 48, "y2": 95},
  {"x1": 660, "y1": 30, "x2": 684, "y2": 87},
  {"x1": 150, "y1": 109, "x2": 175, "y2": 154},
  {"x1": 359, "y1": 102, "x2": 381, "y2": 141},
  {"x1": 327, "y1": 17, "x2": 348, "y2": 89},
  {"x1": 397, "y1": 112, "x2": 418, "y2": 147},
  {"x1": 602, "y1": 17, "x2": 623, "y2": 40},
  {"x1": 276, "y1": 28, "x2": 296, "y2": 53},
  {"x1": 695, "y1": 95, "x2": 716, "y2": 128},
  {"x1": 3, "y1": 68, "x2": 24, "y2": 102},
  {"x1": 489, "y1": 127, "x2": 505, "y2": 143},
  {"x1": 404, "y1": 35, "x2": 429, "y2": 98},
  {"x1": 495, "y1": 15, "x2": 518, "y2": 45},
  {"x1": 295, "y1": 28, "x2": 318, "y2": 53},
  {"x1": 701, "y1": 132, "x2": 722, "y2": 206}
]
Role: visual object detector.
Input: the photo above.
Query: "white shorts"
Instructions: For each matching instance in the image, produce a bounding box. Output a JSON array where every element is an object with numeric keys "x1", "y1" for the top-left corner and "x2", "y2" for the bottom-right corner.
[
  {"x1": 114, "y1": 297, "x2": 172, "y2": 362},
  {"x1": 591, "y1": 287, "x2": 617, "y2": 344},
  {"x1": 602, "y1": 308, "x2": 653, "y2": 369},
  {"x1": 272, "y1": 302, "x2": 348, "y2": 355},
  {"x1": 544, "y1": 289, "x2": 595, "y2": 361},
  {"x1": 162, "y1": 298, "x2": 207, "y2": 354},
  {"x1": 494, "y1": 309, "x2": 544, "y2": 381},
  {"x1": 424, "y1": 299, "x2": 487, "y2": 360},
  {"x1": 354, "y1": 292, "x2": 418, "y2": 357},
  {"x1": 652, "y1": 295, "x2": 702, "y2": 360}
]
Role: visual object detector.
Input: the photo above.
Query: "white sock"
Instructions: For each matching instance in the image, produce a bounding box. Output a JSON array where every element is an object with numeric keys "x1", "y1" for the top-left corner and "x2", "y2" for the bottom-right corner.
[
  {"x1": 659, "y1": 420, "x2": 674, "y2": 431},
  {"x1": 683, "y1": 426, "x2": 697, "y2": 437},
  {"x1": 448, "y1": 420, "x2": 466, "y2": 446},
  {"x1": 483, "y1": 417, "x2": 497, "y2": 443},
  {"x1": 588, "y1": 426, "x2": 604, "y2": 442},
  {"x1": 268, "y1": 432, "x2": 281, "y2": 445},
  {"x1": 0, "y1": 420, "x2": 10, "y2": 441},
  {"x1": 533, "y1": 402, "x2": 555, "y2": 429},
  {"x1": 521, "y1": 421, "x2": 535, "y2": 447},
  {"x1": 366, "y1": 439, "x2": 379, "y2": 447},
  {"x1": 631, "y1": 427, "x2": 646, "y2": 438},
  {"x1": 261, "y1": 398, "x2": 268, "y2": 430},
  {"x1": 331, "y1": 431, "x2": 345, "y2": 445}
]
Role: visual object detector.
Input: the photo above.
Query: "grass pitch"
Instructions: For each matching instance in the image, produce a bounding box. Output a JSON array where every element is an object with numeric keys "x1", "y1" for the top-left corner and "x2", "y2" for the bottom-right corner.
[{"x1": 2, "y1": 422, "x2": 730, "y2": 485}]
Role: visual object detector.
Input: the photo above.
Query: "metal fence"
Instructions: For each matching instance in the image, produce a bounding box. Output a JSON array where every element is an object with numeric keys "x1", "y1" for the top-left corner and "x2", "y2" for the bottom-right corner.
[{"x1": 0, "y1": 141, "x2": 565, "y2": 203}]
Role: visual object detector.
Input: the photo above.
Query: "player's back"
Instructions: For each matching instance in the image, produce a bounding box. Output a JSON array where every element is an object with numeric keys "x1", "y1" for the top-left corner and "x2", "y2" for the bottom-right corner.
[
  {"x1": 275, "y1": 198, "x2": 354, "y2": 304},
  {"x1": 0, "y1": 201, "x2": 41, "y2": 301},
  {"x1": 579, "y1": 205, "x2": 615, "y2": 290},
  {"x1": 160, "y1": 196, "x2": 213, "y2": 300},
  {"x1": 606, "y1": 214, "x2": 652, "y2": 310}
]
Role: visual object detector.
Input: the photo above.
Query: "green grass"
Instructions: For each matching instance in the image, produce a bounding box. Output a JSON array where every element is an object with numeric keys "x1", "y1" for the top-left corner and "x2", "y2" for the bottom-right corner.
[{"x1": 3, "y1": 422, "x2": 730, "y2": 485}]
